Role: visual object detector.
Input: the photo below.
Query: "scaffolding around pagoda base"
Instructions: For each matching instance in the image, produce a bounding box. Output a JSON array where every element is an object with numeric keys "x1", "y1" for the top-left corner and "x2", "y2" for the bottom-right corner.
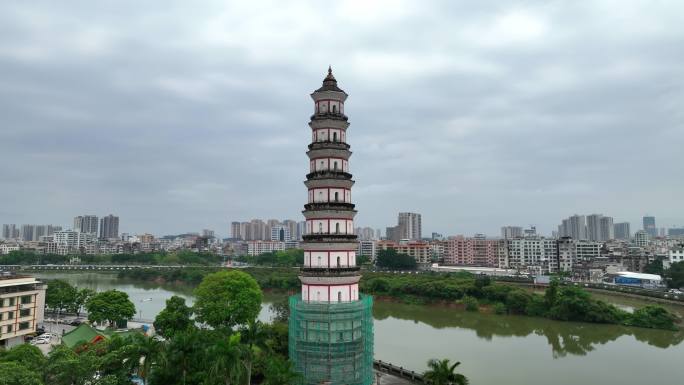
[{"x1": 289, "y1": 294, "x2": 374, "y2": 385}]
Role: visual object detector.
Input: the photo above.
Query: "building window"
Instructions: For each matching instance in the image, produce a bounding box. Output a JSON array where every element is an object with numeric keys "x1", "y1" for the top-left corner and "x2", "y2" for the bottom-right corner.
[
  {"x1": 21, "y1": 295, "x2": 32, "y2": 305},
  {"x1": 8, "y1": 298, "x2": 15, "y2": 306},
  {"x1": 334, "y1": 192, "x2": 339, "y2": 202},
  {"x1": 338, "y1": 292, "x2": 342, "y2": 302},
  {"x1": 333, "y1": 132, "x2": 338, "y2": 142},
  {"x1": 18, "y1": 322, "x2": 30, "y2": 331},
  {"x1": 7, "y1": 311, "x2": 13, "y2": 320},
  {"x1": 6, "y1": 325, "x2": 12, "y2": 333},
  {"x1": 333, "y1": 161, "x2": 338, "y2": 170},
  {"x1": 335, "y1": 223, "x2": 340, "y2": 234},
  {"x1": 332, "y1": 105, "x2": 337, "y2": 114},
  {"x1": 20, "y1": 309, "x2": 31, "y2": 317}
]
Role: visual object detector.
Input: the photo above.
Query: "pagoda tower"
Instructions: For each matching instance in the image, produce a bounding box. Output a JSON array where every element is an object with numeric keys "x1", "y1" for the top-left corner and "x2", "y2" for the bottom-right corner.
[{"x1": 289, "y1": 68, "x2": 374, "y2": 385}]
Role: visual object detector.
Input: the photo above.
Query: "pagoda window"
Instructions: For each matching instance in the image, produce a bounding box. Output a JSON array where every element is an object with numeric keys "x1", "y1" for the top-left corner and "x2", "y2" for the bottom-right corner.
[
  {"x1": 332, "y1": 105, "x2": 337, "y2": 113},
  {"x1": 335, "y1": 223, "x2": 340, "y2": 234},
  {"x1": 337, "y1": 256, "x2": 341, "y2": 267},
  {"x1": 338, "y1": 291, "x2": 342, "y2": 302},
  {"x1": 334, "y1": 192, "x2": 339, "y2": 202},
  {"x1": 318, "y1": 223, "x2": 323, "y2": 234},
  {"x1": 333, "y1": 132, "x2": 337, "y2": 142},
  {"x1": 333, "y1": 161, "x2": 338, "y2": 170}
]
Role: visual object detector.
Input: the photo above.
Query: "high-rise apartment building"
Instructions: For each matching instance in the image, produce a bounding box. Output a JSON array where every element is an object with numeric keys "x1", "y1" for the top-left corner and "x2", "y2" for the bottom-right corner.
[
  {"x1": 643, "y1": 216, "x2": 656, "y2": 237},
  {"x1": 99, "y1": 215, "x2": 119, "y2": 239},
  {"x1": 501, "y1": 226, "x2": 523, "y2": 239},
  {"x1": 270, "y1": 225, "x2": 292, "y2": 242},
  {"x1": 73, "y1": 215, "x2": 98, "y2": 234},
  {"x1": 1, "y1": 224, "x2": 18, "y2": 240},
  {"x1": 398, "y1": 212, "x2": 422, "y2": 240},
  {"x1": 599, "y1": 216, "x2": 614, "y2": 241},
  {"x1": 614, "y1": 222, "x2": 631, "y2": 240},
  {"x1": 443, "y1": 235, "x2": 498, "y2": 267},
  {"x1": 230, "y1": 221, "x2": 242, "y2": 239},
  {"x1": 558, "y1": 214, "x2": 587, "y2": 240}
]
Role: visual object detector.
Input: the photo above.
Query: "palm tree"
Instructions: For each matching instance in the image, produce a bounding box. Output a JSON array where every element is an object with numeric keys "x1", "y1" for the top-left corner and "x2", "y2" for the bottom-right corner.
[
  {"x1": 262, "y1": 356, "x2": 301, "y2": 385},
  {"x1": 208, "y1": 333, "x2": 247, "y2": 385},
  {"x1": 240, "y1": 320, "x2": 269, "y2": 385},
  {"x1": 423, "y1": 359, "x2": 468, "y2": 385},
  {"x1": 122, "y1": 334, "x2": 166, "y2": 385}
]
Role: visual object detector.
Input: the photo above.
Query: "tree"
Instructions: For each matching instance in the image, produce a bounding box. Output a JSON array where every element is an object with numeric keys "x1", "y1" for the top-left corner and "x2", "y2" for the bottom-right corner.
[
  {"x1": 0, "y1": 362, "x2": 44, "y2": 385},
  {"x1": 356, "y1": 255, "x2": 371, "y2": 265},
  {"x1": 207, "y1": 334, "x2": 246, "y2": 385},
  {"x1": 193, "y1": 270, "x2": 262, "y2": 330},
  {"x1": 86, "y1": 290, "x2": 136, "y2": 327},
  {"x1": 666, "y1": 261, "x2": 684, "y2": 289},
  {"x1": 262, "y1": 356, "x2": 300, "y2": 385},
  {"x1": 72, "y1": 288, "x2": 95, "y2": 316},
  {"x1": 240, "y1": 321, "x2": 269, "y2": 385},
  {"x1": 122, "y1": 334, "x2": 166, "y2": 385},
  {"x1": 154, "y1": 296, "x2": 194, "y2": 338},
  {"x1": 423, "y1": 359, "x2": 468, "y2": 385},
  {"x1": 644, "y1": 259, "x2": 664, "y2": 275},
  {"x1": 0, "y1": 344, "x2": 46, "y2": 373},
  {"x1": 45, "y1": 279, "x2": 78, "y2": 314},
  {"x1": 376, "y1": 249, "x2": 417, "y2": 270},
  {"x1": 44, "y1": 345, "x2": 100, "y2": 385}
]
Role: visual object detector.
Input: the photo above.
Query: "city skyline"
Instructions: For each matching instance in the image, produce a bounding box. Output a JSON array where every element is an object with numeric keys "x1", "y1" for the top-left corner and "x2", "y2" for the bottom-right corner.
[{"x1": 2, "y1": 1, "x2": 684, "y2": 236}]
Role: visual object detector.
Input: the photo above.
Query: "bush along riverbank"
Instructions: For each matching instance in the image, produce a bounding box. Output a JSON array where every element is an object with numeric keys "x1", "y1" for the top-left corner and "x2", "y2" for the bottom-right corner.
[
  {"x1": 118, "y1": 267, "x2": 301, "y2": 290},
  {"x1": 360, "y1": 272, "x2": 680, "y2": 331},
  {"x1": 117, "y1": 268, "x2": 679, "y2": 330}
]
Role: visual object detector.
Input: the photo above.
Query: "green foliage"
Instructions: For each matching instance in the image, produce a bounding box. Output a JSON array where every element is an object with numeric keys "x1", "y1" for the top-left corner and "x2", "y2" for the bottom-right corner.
[
  {"x1": 0, "y1": 362, "x2": 44, "y2": 385},
  {"x1": 423, "y1": 358, "x2": 469, "y2": 385},
  {"x1": 0, "y1": 344, "x2": 46, "y2": 373},
  {"x1": 643, "y1": 259, "x2": 664, "y2": 275},
  {"x1": 666, "y1": 261, "x2": 684, "y2": 289},
  {"x1": 86, "y1": 290, "x2": 136, "y2": 326},
  {"x1": 0, "y1": 250, "x2": 223, "y2": 267},
  {"x1": 356, "y1": 255, "x2": 371, "y2": 265},
  {"x1": 46, "y1": 279, "x2": 78, "y2": 313},
  {"x1": 625, "y1": 305, "x2": 677, "y2": 331},
  {"x1": 262, "y1": 356, "x2": 301, "y2": 385},
  {"x1": 237, "y1": 249, "x2": 304, "y2": 267},
  {"x1": 193, "y1": 270, "x2": 262, "y2": 329},
  {"x1": 154, "y1": 296, "x2": 194, "y2": 338},
  {"x1": 493, "y1": 302, "x2": 507, "y2": 315},
  {"x1": 462, "y1": 296, "x2": 478, "y2": 312},
  {"x1": 376, "y1": 249, "x2": 417, "y2": 270},
  {"x1": 73, "y1": 288, "x2": 95, "y2": 316},
  {"x1": 44, "y1": 345, "x2": 99, "y2": 385}
]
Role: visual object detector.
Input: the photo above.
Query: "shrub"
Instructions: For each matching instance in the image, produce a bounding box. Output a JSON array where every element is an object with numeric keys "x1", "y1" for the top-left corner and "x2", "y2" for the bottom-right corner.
[
  {"x1": 463, "y1": 296, "x2": 479, "y2": 312},
  {"x1": 625, "y1": 305, "x2": 677, "y2": 330},
  {"x1": 493, "y1": 302, "x2": 507, "y2": 315}
]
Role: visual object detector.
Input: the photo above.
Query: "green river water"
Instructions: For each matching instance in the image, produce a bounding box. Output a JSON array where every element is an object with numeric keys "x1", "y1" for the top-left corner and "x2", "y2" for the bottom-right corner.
[{"x1": 34, "y1": 272, "x2": 684, "y2": 385}]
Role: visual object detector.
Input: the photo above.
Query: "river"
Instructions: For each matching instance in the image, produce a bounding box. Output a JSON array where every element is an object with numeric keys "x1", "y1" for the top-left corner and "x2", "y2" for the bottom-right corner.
[{"x1": 34, "y1": 272, "x2": 684, "y2": 385}]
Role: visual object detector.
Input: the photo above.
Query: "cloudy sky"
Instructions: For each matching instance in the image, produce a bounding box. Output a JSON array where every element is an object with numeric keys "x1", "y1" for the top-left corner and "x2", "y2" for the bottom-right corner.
[{"x1": 1, "y1": 0, "x2": 683, "y2": 237}]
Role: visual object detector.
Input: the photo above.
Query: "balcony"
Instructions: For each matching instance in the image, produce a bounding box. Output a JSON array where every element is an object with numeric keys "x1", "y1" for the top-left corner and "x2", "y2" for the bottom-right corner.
[
  {"x1": 303, "y1": 234, "x2": 358, "y2": 242},
  {"x1": 306, "y1": 170, "x2": 353, "y2": 180},
  {"x1": 310, "y1": 112, "x2": 348, "y2": 122},
  {"x1": 308, "y1": 141, "x2": 350, "y2": 151},
  {"x1": 304, "y1": 202, "x2": 355, "y2": 211},
  {"x1": 301, "y1": 266, "x2": 360, "y2": 276}
]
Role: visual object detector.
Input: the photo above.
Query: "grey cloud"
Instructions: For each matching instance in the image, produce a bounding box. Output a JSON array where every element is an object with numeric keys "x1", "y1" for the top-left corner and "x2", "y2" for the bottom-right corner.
[{"x1": 1, "y1": 0, "x2": 683, "y2": 236}]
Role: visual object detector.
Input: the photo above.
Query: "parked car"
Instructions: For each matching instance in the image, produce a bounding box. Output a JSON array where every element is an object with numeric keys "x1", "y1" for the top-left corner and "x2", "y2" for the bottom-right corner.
[
  {"x1": 668, "y1": 289, "x2": 683, "y2": 294},
  {"x1": 31, "y1": 336, "x2": 51, "y2": 345},
  {"x1": 69, "y1": 319, "x2": 84, "y2": 326}
]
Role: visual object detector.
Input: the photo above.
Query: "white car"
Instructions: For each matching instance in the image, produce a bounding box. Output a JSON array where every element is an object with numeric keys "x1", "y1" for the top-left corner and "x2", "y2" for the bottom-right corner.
[{"x1": 31, "y1": 336, "x2": 51, "y2": 345}]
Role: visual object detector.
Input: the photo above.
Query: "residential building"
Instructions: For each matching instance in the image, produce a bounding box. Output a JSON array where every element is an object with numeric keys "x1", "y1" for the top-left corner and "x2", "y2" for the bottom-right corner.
[
  {"x1": 668, "y1": 228, "x2": 684, "y2": 237},
  {"x1": 501, "y1": 226, "x2": 523, "y2": 239},
  {"x1": 0, "y1": 274, "x2": 47, "y2": 348},
  {"x1": 443, "y1": 235, "x2": 498, "y2": 267},
  {"x1": 53, "y1": 230, "x2": 96, "y2": 255},
  {"x1": 230, "y1": 221, "x2": 242, "y2": 239},
  {"x1": 398, "y1": 212, "x2": 422, "y2": 240},
  {"x1": 503, "y1": 237, "x2": 558, "y2": 274},
  {"x1": 634, "y1": 230, "x2": 649, "y2": 247},
  {"x1": 74, "y1": 215, "x2": 98, "y2": 234},
  {"x1": 668, "y1": 246, "x2": 684, "y2": 265},
  {"x1": 2, "y1": 225, "x2": 18, "y2": 240},
  {"x1": 600, "y1": 216, "x2": 614, "y2": 241},
  {"x1": 558, "y1": 214, "x2": 588, "y2": 240},
  {"x1": 357, "y1": 240, "x2": 377, "y2": 260},
  {"x1": 614, "y1": 222, "x2": 631, "y2": 240},
  {"x1": 270, "y1": 225, "x2": 292, "y2": 242},
  {"x1": 0, "y1": 243, "x2": 20, "y2": 255},
  {"x1": 99, "y1": 215, "x2": 119, "y2": 240},
  {"x1": 377, "y1": 240, "x2": 431, "y2": 264},
  {"x1": 385, "y1": 225, "x2": 401, "y2": 243},
  {"x1": 643, "y1": 216, "x2": 657, "y2": 237}
]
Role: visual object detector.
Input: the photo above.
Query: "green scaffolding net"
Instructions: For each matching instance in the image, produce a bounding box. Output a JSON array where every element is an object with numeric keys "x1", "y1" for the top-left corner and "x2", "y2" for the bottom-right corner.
[{"x1": 289, "y1": 295, "x2": 374, "y2": 385}]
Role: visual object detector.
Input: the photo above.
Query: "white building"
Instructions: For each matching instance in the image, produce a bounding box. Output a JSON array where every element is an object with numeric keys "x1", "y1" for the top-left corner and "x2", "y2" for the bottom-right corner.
[
  {"x1": 247, "y1": 240, "x2": 285, "y2": 256},
  {"x1": 0, "y1": 274, "x2": 46, "y2": 348},
  {"x1": 357, "y1": 240, "x2": 377, "y2": 260},
  {"x1": 0, "y1": 243, "x2": 20, "y2": 255},
  {"x1": 53, "y1": 230, "x2": 96, "y2": 255},
  {"x1": 669, "y1": 246, "x2": 684, "y2": 265}
]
